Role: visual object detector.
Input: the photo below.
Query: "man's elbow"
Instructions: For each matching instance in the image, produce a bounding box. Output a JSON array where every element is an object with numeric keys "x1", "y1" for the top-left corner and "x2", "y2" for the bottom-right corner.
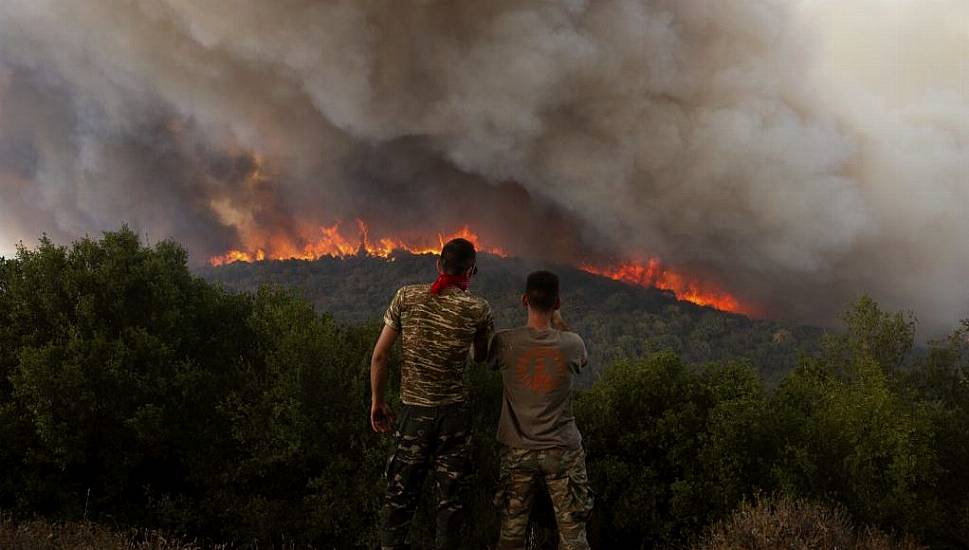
[{"x1": 371, "y1": 349, "x2": 389, "y2": 368}]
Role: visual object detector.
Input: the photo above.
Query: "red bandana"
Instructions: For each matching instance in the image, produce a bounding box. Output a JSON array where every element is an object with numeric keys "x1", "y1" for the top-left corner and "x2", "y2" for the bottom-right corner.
[{"x1": 429, "y1": 273, "x2": 470, "y2": 295}]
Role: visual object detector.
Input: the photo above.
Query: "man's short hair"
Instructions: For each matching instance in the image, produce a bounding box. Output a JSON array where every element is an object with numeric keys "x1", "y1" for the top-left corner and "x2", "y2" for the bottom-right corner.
[
  {"x1": 526, "y1": 270, "x2": 559, "y2": 311},
  {"x1": 440, "y1": 238, "x2": 476, "y2": 275}
]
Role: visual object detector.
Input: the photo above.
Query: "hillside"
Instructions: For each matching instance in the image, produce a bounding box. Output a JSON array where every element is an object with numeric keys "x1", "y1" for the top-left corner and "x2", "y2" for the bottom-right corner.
[{"x1": 200, "y1": 251, "x2": 824, "y2": 383}]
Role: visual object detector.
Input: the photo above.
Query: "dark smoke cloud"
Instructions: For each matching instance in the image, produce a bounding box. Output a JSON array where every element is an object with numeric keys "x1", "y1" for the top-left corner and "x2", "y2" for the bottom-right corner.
[{"x1": 0, "y1": 0, "x2": 966, "y2": 334}]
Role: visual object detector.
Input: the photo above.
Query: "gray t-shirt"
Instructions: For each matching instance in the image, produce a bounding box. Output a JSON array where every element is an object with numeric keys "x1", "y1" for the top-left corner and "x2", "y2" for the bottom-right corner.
[{"x1": 489, "y1": 326, "x2": 588, "y2": 449}]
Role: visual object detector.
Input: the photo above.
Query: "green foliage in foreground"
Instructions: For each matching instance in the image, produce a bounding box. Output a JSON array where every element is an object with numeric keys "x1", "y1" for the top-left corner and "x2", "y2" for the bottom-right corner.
[
  {"x1": 1, "y1": 229, "x2": 968, "y2": 548},
  {"x1": 0, "y1": 230, "x2": 389, "y2": 547}
]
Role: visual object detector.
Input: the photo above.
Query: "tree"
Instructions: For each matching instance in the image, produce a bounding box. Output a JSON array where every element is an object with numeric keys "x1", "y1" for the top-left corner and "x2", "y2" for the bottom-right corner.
[{"x1": 575, "y1": 353, "x2": 771, "y2": 548}]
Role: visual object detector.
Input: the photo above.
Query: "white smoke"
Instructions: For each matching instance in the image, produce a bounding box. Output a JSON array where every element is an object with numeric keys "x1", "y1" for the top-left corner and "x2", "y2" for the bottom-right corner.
[{"x1": 0, "y1": 0, "x2": 966, "y2": 333}]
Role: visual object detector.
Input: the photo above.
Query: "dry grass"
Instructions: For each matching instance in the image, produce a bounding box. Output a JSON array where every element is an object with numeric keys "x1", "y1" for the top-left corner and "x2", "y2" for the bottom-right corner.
[
  {"x1": 694, "y1": 495, "x2": 926, "y2": 550},
  {"x1": 3, "y1": 497, "x2": 928, "y2": 550},
  {"x1": 0, "y1": 517, "x2": 227, "y2": 550}
]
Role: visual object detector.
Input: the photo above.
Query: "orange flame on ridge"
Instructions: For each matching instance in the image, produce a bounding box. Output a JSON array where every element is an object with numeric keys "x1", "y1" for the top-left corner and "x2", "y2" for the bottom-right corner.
[
  {"x1": 580, "y1": 260, "x2": 750, "y2": 314},
  {"x1": 209, "y1": 220, "x2": 507, "y2": 266}
]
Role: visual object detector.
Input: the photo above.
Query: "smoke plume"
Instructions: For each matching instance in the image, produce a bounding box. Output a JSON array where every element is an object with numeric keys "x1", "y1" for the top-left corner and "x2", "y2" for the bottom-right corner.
[{"x1": 0, "y1": 0, "x2": 966, "y2": 333}]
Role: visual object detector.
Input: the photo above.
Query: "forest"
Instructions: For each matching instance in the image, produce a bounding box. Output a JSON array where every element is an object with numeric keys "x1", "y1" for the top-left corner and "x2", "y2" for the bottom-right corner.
[{"x1": 1, "y1": 229, "x2": 967, "y2": 549}]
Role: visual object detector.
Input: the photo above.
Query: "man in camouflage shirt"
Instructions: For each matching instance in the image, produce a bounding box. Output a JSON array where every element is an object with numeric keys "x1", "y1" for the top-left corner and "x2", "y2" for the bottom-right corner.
[
  {"x1": 489, "y1": 271, "x2": 594, "y2": 550},
  {"x1": 370, "y1": 238, "x2": 494, "y2": 550}
]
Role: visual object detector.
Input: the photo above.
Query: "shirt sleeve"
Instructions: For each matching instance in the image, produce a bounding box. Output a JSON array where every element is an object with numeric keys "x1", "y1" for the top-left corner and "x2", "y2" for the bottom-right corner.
[
  {"x1": 382, "y1": 288, "x2": 404, "y2": 332},
  {"x1": 478, "y1": 302, "x2": 495, "y2": 343},
  {"x1": 474, "y1": 302, "x2": 496, "y2": 365}
]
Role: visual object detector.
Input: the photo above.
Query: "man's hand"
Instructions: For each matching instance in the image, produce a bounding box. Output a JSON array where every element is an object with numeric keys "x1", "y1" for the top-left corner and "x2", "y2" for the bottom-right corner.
[
  {"x1": 370, "y1": 324, "x2": 399, "y2": 433},
  {"x1": 371, "y1": 400, "x2": 396, "y2": 433}
]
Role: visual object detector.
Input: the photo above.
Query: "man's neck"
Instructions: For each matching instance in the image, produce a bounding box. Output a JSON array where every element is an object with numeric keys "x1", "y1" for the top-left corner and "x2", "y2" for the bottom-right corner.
[{"x1": 526, "y1": 309, "x2": 553, "y2": 331}]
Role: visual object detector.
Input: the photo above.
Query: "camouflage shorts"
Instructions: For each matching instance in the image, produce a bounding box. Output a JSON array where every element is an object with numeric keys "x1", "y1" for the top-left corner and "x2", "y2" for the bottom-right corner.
[
  {"x1": 495, "y1": 445, "x2": 594, "y2": 550},
  {"x1": 381, "y1": 402, "x2": 472, "y2": 550}
]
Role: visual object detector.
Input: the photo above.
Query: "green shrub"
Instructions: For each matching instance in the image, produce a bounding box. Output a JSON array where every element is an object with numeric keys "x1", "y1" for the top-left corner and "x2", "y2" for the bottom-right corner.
[
  {"x1": 767, "y1": 299, "x2": 946, "y2": 541},
  {"x1": 576, "y1": 354, "x2": 771, "y2": 547}
]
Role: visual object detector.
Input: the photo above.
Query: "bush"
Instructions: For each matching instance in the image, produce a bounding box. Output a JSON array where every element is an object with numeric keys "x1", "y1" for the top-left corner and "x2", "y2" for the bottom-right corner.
[
  {"x1": 0, "y1": 229, "x2": 391, "y2": 547},
  {"x1": 575, "y1": 354, "x2": 772, "y2": 547},
  {"x1": 766, "y1": 299, "x2": 947, "y2": 542},
  {"x1": 695, "y1": 495, "x2": 925, "y2": 550}
]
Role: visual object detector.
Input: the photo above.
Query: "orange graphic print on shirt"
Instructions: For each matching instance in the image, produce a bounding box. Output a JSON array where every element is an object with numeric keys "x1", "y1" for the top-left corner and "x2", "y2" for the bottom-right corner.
[{"x1": 515, "y1": 347, "x2": 567, "y2": 394}]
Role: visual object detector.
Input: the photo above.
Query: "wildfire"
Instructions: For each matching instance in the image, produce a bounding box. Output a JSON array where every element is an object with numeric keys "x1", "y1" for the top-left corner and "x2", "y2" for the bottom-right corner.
[
  {"x1": 210, "y1": 221, "x2": 749, "y2": 314},
  {"x1": 580, "y1": 260, "x2": 749, "y2": 314},
  {"x1": 209, "y1": 220, "x2": 507, "y2": 266}
]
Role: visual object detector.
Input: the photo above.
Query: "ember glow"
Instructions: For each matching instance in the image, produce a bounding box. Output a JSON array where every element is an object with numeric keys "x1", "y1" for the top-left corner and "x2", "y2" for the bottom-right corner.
[{"x1": 211, "y1": 222, "x2": 749, "y2": 314}]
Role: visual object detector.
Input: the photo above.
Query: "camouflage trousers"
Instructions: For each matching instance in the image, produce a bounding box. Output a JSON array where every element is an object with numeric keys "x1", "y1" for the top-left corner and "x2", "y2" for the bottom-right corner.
[
  {"x1": 495, "y1": 445, "x2": 594, "y2": 550},
  {"x1": 381, "y1": 402, "x2": 472, "y2": 550}
]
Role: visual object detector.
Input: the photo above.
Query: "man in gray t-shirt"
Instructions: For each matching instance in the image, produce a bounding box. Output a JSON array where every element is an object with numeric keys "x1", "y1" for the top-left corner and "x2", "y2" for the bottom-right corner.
[{"x1": 489, "y1": 271, "x2": 594, "y2": 550}]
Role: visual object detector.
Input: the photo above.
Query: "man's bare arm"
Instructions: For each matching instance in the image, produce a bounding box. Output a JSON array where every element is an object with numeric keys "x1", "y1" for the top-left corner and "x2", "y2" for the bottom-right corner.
[
  {"x1": 370, "y1": 324, "x2": 399, "y2": 433},
  {"x1": 553, "y1": 310, "x2": 588, "y2": 368},
  {"x1": 472, "y1": 328, "x2": 489, "y2": 363},
  {"x1": 551, "y1": 310, "x2": 570, "y2": 332}
]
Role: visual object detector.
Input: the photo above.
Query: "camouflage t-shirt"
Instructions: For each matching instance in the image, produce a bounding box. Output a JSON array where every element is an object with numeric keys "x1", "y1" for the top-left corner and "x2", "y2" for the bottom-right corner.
[{"x1": 383, "y1": 283, "x2": 494, "y2": 407}]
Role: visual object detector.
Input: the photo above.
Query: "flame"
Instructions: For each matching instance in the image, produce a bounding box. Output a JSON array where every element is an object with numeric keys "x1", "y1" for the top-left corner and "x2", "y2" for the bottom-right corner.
[
  {"x1": 209, "y1": 220, "x2": 507, "y2": 266},
  {"x1": 580, "y1": 260, "x2": 750, "y2": 314},
  {"x1": 210, "y1": 220, "x2": 748, "y2": 314}
]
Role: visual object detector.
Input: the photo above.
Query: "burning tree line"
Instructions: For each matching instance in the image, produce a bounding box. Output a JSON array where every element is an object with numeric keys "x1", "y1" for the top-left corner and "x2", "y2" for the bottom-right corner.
[{"x1": 0, "y1": 229, "x2": 967, "y2": 548}]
